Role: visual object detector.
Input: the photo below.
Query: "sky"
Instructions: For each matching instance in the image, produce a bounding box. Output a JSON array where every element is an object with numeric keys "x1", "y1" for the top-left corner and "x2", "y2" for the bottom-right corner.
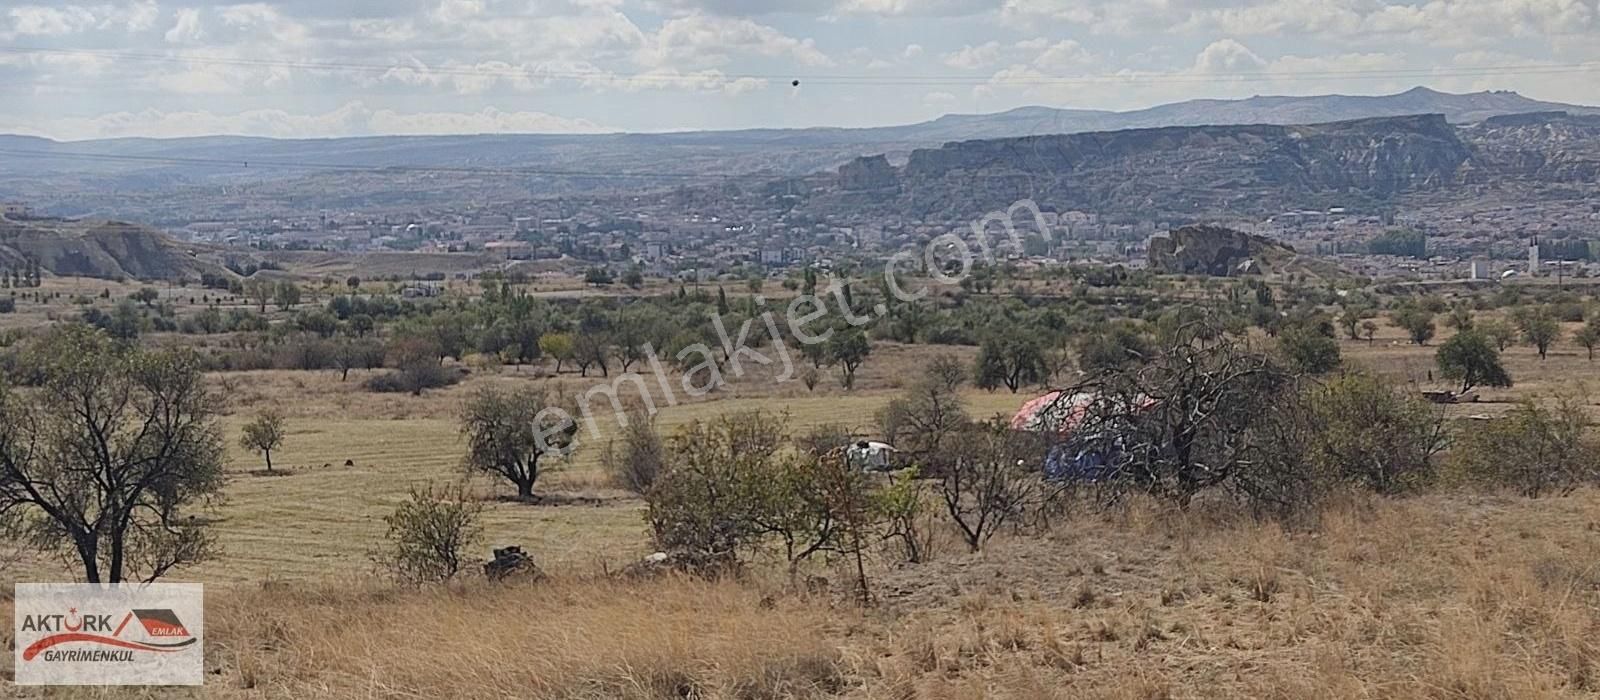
[{"x1": 1, "y1": 0, "x2": 1598, "y2": 140}]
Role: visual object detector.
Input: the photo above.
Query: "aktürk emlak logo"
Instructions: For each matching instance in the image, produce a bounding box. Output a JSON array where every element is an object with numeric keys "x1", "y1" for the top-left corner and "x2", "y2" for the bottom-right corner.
[{"x1": 13, "y1": 583, "x2": 203, "y2": 685}]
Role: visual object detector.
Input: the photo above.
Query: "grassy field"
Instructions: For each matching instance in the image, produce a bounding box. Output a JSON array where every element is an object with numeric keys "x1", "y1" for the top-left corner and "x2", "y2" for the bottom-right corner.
[{"x1": 10, "y1": 299, "x2": 1600, "y2": 697}]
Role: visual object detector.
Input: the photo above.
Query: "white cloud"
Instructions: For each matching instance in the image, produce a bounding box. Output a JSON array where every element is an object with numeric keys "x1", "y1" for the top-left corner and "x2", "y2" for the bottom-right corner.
[
  {"x1": 643, "y1": 15, "x2": 831, "y2": 67},
  {"x1": 1192, "y1": 38, "x2": 1267, "y2": 73},
  {"x1": 165, "y1": 8, "x2": 204, "y2": 44},
  {"x1": 941, "y1": 41, "x2": 1004, "y2": 69}
]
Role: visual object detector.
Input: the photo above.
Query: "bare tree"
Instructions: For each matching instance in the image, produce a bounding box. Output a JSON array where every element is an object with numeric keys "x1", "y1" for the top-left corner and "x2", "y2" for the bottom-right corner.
[
  {"x1": 1067, "y1": 321, "x2": 1289, "y2": 506},
  {"x1": 878, "y1": 368, "x2": 969, "y2": 472},
  {"x1": 938, "y1": 421, "x2": 1045, "y2": 551},
  {"x1": 0, "y1": 326, "x2": 226, "y2": 583}
]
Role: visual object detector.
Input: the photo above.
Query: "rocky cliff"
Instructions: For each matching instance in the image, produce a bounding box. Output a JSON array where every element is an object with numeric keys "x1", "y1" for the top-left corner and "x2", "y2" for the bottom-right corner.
[
  {"x1": 0, "y1": 216, "x2": 227, "y2": 281},
  {"x1": 797, "y1": 112, "x2": 1599, "y2": 221}
]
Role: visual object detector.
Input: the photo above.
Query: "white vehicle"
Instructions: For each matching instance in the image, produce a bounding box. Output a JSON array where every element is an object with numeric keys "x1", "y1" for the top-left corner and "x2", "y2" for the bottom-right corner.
[{"x1": 846, "y1": 441, "x2": 898, "y2": 472}]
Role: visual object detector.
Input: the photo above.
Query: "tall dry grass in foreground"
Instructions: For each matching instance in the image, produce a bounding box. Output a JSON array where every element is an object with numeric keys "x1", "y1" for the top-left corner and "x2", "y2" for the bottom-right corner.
[
  {"x1": 207, "y1": 577, "x2": 848, "y2": 699},
  {"x1": 10, "y1": 491, "x2": 1600, "y2": 699}
]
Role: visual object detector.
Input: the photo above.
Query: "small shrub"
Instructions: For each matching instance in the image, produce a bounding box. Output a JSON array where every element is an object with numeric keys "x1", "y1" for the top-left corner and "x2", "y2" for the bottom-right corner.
[
  {"x1": 601, "y1": 409, "x2": 666, "y2": 495},
  {"x1": 373, "y1": 481, "x2": 484, "y2": 584},
  {"x1": 1449, "y1": 396, "x2": 1600, "y2": 498}
]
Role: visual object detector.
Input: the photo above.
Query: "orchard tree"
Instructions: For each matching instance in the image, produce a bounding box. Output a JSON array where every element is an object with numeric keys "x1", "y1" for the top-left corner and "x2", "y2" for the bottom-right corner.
[
  {"x1": 1477, "y1": 318, "x2": 1518, "y2": 352},
  {"x1": 1360, "y1": 320, "x2": 1379, "y2": 344},
  {"x1": 1436, "y1": 331, "x2": 1512, "y2": 393},
  {"x1": 973, "y1": 331, "x2": 1047, "y2": 393},
  {"x1": 827, "y1": 329, "x2": 871, "y2": 390},
  {"x1": 0, "y1": 325, "x2": 226, "y2": 583},
  {"x1": 460, "y1": 386, "x2": 577, "y2": 500},
  {"x1": 1577, "y1": 320, "x2": 1600, "y2": 361},
  {"x1": 274, "y1": 280, "x2": 301, "y2": 311},
  {"x1": 539, "y1": 333, "x2": 575, "y2": 373},
  {"x1": 1390, "y1": 307, "x2": 1436, "y2": 345},
  {"x1": 239, "y1": 410, "x2": 287, "y2": 472},
  {"x1": 1515, "y1": 306, "x2": 1561, "y2": 360}
]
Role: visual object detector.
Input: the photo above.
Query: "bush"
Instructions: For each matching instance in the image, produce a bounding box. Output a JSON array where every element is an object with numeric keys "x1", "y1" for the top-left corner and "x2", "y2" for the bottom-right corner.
[
  {"x1": 0, "y1": 298, "x2": 13, "y2": 314},
  {"x1": 363, "y1": 365, "x2": 463, "y2": 394},
  {"x1": 372, "y1": 482, "x2": 484, "y2": 584},
  {"x1": 601, "y1": 409, "x2": 666, "y2": 495},
  {"x1": 646, "y1": 412, "x2": 786, "y2": 561},
  {"x1": 1449, "y1": 396, "x2": 1600, "y2": 498},
  {"x1": 1304, "y1": 373, "x2": 1446, "y2": 495}
]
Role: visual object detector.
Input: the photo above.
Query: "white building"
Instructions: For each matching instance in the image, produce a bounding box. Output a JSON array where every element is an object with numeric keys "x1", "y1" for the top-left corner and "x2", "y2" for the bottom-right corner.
[{"x1": 1469, "y1": 260, "x2": 1491, "y2": 280}]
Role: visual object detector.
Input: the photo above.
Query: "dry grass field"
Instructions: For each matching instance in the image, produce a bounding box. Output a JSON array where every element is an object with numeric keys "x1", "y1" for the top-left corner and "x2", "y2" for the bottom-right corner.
[
  {"x1": 11, "y1": 490, "x2": 1600, "y2": 698},
  {"x1": 8, "y1": 299, "x2": 1600, "y2": 697}
]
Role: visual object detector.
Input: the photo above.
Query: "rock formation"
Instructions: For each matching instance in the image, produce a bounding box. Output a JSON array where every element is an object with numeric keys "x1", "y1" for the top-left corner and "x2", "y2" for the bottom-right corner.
[{"x1": 1147, "y1": 225, "x2": 1291, "y2": 276}]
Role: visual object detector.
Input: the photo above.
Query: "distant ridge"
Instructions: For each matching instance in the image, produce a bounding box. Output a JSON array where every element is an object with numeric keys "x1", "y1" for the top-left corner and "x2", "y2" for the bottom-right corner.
[{"x1": 2, "y1": 87, "x2": 1598, "y2": 217}]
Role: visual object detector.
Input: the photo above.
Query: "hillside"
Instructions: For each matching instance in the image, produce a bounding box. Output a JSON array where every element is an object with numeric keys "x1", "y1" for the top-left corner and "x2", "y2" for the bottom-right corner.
[
  {"x1": 798, "y1": 111, "x2": 1600, "y2": 220},
  {"x1": 0, "y1": 215, "x2": 227, "y2": 281}
]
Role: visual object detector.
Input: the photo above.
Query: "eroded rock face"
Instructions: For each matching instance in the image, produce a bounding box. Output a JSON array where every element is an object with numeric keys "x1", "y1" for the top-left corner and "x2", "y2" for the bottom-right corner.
[
  {"x1": 1147, "y1": 225, "x2": 1290, "y2": 276},
  {"x1": 837, "y1": 155, "x2": 898, "y2": 191}
]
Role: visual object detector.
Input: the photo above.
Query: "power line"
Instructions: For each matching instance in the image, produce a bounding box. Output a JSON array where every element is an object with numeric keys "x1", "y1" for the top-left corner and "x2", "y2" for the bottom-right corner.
[{"x1": 3, "y1": 46, "x2": 1598, "y2": 87}]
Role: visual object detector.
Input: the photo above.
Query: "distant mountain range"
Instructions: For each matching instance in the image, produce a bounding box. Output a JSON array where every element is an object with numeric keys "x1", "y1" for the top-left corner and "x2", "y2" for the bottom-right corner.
[{"x1": 2, "y1": 86, "x2": 1598, "y2": 220}]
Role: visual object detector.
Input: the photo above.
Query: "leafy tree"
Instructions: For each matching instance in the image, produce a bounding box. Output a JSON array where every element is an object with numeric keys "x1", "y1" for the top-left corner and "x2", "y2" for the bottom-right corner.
[
  {"x1": 1515, "y1": 306, "x2": 1561, "y2": 360},
  {"x1": 373, "y1": 481, "x2": 483, "y2": 584},
  {"x1": 1477, "y1": 318, "x2": 1517, "y2": 352},
  {"x1": 1367, "y1": 229, "x2": 1426, "y2": 258},
  {"x1": 274, "y1": 280, "x2": 302, "y2": 311},
  {"x1": 245, "y1": 279, "x2": 272, "y2": 312},
  {"x1": 1444, "y1": 305, "x2": 1474, "y2": 332},
  {"x1": 1277, "y1": 322, "x2": 1341, "y2": 374},
  {"x1": 600, "y1": 409, "x2": 666, "y2": 495},
  {"x1": 583, "y1": 267, "x2": 614, "y2": 286},
  {"x1": 1360, "y1": 320, "x2": 1378, "y2": 344},
  {"x1": 1436, "y1": 331, "x2": 1513, "y2": 393},
  {"x1": 539, "y1": 333, "x2": 575, "y2": 373},
  {"x1": 1576, "y1": 320, "x2": 1600, "y2": 361},
  {"x1": 239, "y1": 410, "x2": 287, "y2": 472},
  {"x1": 1077, "y1": 323, "x2": 1152, "y2": 372},
  {"x1": 0, "y1": 326, "x2": 225, "y2": 583},
  {"x1": 622, "y1": 266, "x2": 644, "y2": 289},
  {"x1": 572, "y1": 331, "x2": 612, "y2": 377},
  {"x1": 1390, "y1": 307, "x2": 1436, "y2": 345},
  {"x1": 460, "y1": 386, "x2": 576, "y2": 500},
  {"x1": 826, "y1": 329, "x2": 871, "y2": 390},
  {"x1": 1337, "y1": 306, "x2": 1369, "y2": 340},
  {"x1": 973, "y1": 332, "x2": 1047, "y2": 393},
  {"x1": 346, "y1": 276, "x2": 361, "y2": 291},
  {"x1": 348, "y1": 313, "x2": 375, "y2": 337},
  {"x1": 131, "y1": 287, "x2": 160, "y2": 307}
]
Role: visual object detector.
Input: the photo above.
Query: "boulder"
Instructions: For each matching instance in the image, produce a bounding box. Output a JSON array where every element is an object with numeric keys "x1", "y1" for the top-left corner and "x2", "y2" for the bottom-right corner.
[{"x1": 1147, "y1": 225, "x2": 1288, "y2": 277}]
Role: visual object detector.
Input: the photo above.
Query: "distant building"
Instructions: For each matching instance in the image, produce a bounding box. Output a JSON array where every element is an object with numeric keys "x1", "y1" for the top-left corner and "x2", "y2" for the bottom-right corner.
[
  {"x1": 1, "y1": 202, "x2": 29, "y2": 217},
  {"x1": 1529, "y1": 237, "x2": 1541, "y2": 276},
  {"x1": 1468, "y1": 259, "x2": 1491, "y2": 280}
]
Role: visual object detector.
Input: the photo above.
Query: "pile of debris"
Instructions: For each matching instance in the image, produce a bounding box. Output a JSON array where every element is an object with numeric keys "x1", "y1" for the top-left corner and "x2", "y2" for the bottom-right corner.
[{"x1": 483, "y1": 546, "x2": 545, "y2": 582}]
